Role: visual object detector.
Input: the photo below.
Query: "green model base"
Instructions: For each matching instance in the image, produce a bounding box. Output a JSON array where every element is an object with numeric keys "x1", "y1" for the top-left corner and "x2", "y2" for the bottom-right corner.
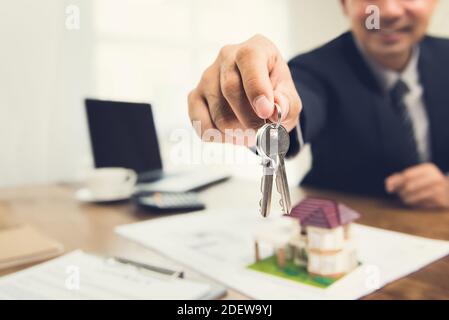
[{"x1": 247, "y1": 255, "x2": 339, "y2": 289}]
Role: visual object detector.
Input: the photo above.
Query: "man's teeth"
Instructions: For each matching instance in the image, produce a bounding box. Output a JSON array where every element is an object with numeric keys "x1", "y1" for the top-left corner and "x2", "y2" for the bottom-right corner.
[{"x1": 381, "y1": 29, "x2": 397, "y2": 34}]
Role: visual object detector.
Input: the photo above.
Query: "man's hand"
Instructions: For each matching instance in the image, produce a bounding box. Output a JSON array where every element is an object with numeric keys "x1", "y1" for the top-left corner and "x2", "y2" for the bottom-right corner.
[
  {"x1": 188, "y1": 34, "x2": 301, "y2": 145},
  {"x1": 385, "y1": 163, "x2": 449, "y2": 210}
]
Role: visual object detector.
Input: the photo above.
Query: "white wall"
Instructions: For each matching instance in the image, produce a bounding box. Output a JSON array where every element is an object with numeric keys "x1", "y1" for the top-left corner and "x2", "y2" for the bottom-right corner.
[
  {"x1": 429, "y1": 1, "x2": 449, "y2": 37},
  {"x1": 0, "y1": 0, "x2": 93, "y2": 186},
  {"x1": 1, "y1": 0, "x2": 449, "y2": 187}
]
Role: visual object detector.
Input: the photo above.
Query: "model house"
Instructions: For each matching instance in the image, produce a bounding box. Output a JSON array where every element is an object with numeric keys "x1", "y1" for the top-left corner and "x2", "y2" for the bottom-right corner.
[
  {"x1": 253, "y1": 198, "x2": 360, "y2": 279},
  {"x1": 253, "y1": 216, "x2": 301, "y2": 268}
]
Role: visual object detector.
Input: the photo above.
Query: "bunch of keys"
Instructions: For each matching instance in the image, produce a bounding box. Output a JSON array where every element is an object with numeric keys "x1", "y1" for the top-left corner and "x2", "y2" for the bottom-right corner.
[{"x1": 256, "y1": 104, "x2": 292, "y2": 217}]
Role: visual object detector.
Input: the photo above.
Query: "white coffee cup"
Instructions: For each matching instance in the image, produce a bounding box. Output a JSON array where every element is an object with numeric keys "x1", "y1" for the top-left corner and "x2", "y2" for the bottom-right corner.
[{"x1": 85, "y1": 167, "x2": 137, "y2": 200}]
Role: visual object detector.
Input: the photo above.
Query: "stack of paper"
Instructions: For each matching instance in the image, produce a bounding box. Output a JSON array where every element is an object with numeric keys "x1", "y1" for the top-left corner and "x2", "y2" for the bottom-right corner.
[{"x1": 0, "y1": 250, "x2": 213, "y2": 300}]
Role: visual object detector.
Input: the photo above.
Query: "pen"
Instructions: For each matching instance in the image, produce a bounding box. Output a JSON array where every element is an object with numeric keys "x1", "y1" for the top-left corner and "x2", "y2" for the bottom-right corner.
[{"x1": 111, "y1": 256, "x2": 184, "y2": 278}]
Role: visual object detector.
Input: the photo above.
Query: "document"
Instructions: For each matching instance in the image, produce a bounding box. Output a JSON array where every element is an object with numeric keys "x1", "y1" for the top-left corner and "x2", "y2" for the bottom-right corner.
[
  {"x1": 115, "y1": 209, "x2": 449, "y2": 300},
  {"x1": 0, "y1": 250, "x2": 212, "y2": 300}
]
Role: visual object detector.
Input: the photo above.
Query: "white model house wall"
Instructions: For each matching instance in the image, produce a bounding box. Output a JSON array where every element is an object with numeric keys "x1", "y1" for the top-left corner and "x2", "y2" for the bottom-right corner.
[
  {"x1": 308, "y1": 241, "x2": 358, "y2": 277},
  {"x1": 307, "y1": 226, "x2": 346, "y2": 253}
]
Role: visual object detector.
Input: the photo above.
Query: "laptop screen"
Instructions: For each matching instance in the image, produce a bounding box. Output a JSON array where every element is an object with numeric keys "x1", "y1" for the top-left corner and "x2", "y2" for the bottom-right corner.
[{"x1": 85, "y1": 99, "x2": 163, "y2": 174}]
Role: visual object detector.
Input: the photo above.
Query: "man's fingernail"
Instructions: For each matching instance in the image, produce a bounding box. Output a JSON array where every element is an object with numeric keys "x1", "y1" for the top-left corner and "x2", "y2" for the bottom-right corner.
[{"x1": 253, "y1": 95, "x2": 273, "y2": 118}]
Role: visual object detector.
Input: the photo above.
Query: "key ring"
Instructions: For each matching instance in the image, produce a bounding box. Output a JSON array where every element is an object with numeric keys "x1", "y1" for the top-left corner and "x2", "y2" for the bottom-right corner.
[
  {"x1": 258, "y1": 103, "x2": 282, "y2": 169},
  {"x1": 264, "y1": 103, "x2": 282, "y2": 128},
  {"x1": 274, "y1": 103, "x2": 282, "y2": 128},
  {"x1": 257, "y1": 103, "x2": 282, "y2": 164}
]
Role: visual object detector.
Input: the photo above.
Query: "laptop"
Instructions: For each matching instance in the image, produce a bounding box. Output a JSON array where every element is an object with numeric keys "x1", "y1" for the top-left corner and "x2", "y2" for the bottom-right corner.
[{"x1": 85, "y1": 99, "x2": 229, "y2": 192}]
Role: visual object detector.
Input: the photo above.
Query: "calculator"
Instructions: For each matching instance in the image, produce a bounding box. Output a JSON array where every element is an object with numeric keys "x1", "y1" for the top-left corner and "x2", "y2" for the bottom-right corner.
[{"x1": 133, "y1": 192, "x2": 206, "y2": 213}]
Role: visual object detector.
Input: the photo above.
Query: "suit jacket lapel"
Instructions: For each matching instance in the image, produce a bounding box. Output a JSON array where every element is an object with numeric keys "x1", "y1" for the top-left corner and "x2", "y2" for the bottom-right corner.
[{"x1": 418, "y1": 38, "x2": 449, "y2": 167}]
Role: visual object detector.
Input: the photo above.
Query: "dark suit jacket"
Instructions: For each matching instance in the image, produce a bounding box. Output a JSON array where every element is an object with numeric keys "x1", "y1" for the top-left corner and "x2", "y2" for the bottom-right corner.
[{"x1": 287, "y1": 32, "x2": 449, "y2": 196}]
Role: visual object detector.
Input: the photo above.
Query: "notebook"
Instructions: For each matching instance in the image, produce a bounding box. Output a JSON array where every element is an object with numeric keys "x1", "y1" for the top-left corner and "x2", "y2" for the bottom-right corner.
[{"x1": 0, "y1": 225, "x2": 64, "y2": 270}]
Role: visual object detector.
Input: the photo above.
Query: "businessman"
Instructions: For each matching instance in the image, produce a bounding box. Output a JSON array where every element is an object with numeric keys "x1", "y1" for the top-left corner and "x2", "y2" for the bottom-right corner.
[{"x1": 188, "y1": 0, "x2": 449, "y2": 209}]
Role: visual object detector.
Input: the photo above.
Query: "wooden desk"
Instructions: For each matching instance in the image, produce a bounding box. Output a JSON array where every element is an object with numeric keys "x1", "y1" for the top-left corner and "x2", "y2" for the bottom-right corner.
[{"x1": 1, "y1": 179, "x2": 448, "y2": 299}]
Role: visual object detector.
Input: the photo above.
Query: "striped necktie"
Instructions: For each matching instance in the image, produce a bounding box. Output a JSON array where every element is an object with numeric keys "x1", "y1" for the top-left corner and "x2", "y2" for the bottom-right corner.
[{"x1": 389, "y1": 79, "x2": 420, "y2": 164}]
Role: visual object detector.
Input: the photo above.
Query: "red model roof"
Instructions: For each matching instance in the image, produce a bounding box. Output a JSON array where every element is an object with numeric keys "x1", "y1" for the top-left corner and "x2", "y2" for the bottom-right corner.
[{"x1": 288, "y1": 198, "x2": 360, "y2": 229}]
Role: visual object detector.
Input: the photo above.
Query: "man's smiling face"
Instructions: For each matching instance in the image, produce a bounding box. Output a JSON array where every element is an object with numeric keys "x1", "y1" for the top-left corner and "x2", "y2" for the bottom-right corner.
[{"x1": 341, "y1": 0, "x2": 437, "y2": 62}]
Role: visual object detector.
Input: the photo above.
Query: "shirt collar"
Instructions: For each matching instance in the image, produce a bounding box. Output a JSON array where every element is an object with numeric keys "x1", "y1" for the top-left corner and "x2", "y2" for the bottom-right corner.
[{"x1": 354, "y1": 38, "x2": 420, "y2": 92}]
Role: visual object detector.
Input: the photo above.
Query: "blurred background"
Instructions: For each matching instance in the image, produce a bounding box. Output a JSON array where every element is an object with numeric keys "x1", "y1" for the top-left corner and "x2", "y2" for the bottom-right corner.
[{"x1": 1, "y1": 0, "x2": 448, "y2": 187}]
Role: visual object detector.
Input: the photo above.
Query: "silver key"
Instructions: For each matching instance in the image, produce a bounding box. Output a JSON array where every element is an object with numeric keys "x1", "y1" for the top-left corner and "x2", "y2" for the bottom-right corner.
[
  {"x1": 257, "y1": 124, "x2": 290, "y2": 217},
  {"x1": 257, "y1": 123, "x2": 277, "y2": 217},
  {"x1": 259, "y1": 157, "x2": 274, "y2": 217},
  {"x1": 256, "y1": 103, "x2": 292, "y2": 217},
  {"x1": 274, "y1": 125, "x2": 292, "y2": 214}
]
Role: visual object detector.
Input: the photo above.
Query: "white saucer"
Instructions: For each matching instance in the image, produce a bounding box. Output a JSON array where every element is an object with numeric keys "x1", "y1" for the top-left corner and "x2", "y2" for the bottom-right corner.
[{"x1": 75, "y1": 188, "x2": 132, "y2": 203}]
